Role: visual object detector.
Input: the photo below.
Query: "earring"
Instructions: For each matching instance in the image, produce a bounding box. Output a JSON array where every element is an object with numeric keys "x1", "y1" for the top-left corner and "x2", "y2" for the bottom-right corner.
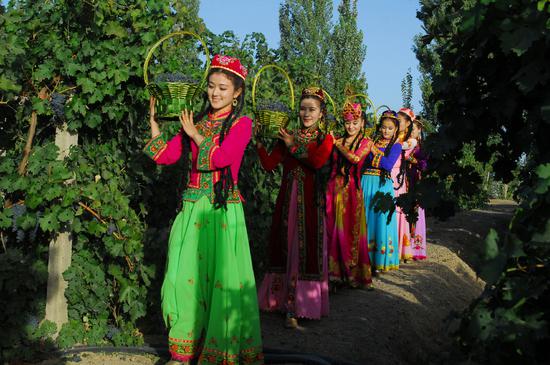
[{"x1": 232, "y1": 98, "x2": 238, "y2": 107}]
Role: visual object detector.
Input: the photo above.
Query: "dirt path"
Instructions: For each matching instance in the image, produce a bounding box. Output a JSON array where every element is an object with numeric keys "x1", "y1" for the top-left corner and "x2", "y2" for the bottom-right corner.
[
  {"x1": 36, "y1": 200, "x2": 516, "y2": 365},
  {"x1": 260, "y1": 200, "x2": 515, "y2": 364}
]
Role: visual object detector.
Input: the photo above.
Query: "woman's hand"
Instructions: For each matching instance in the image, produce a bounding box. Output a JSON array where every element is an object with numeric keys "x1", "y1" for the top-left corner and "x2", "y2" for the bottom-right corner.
[
  {"x1": 180, "y1": 109, "x2": 203, "y2": 145},
  {"x1": 278, "y1": 128, "x2": 295, "y2": 148}
]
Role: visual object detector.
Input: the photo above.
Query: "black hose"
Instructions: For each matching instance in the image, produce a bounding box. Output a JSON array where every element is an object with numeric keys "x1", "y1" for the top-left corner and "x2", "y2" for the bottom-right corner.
[{"x1": 55, "y1": 345, "x2": 359, "y2": 365}]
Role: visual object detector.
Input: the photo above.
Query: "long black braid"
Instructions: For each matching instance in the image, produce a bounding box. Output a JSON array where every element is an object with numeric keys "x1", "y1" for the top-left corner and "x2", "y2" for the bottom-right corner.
[
  {"x1": 334, "y1": 127, "x2": 364, "y2": 190},
  {"x1": 361, "y1": 115, "x2": 400, "y2": 187},
  {"x1": 395, "y1": 113, "x2": 413, "y2": 190},
  {"x1": 210, "y1": 69, "x2": 245, "y2": 210}
]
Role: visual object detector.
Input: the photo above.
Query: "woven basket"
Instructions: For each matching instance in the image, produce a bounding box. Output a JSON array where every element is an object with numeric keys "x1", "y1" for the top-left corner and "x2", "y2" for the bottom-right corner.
[
  {"x1": 143, "y1": 31, "x2": 210, "y2": 121},
  {"x1": 252, "y1": 64, "x2": 295, "y2": 138}
]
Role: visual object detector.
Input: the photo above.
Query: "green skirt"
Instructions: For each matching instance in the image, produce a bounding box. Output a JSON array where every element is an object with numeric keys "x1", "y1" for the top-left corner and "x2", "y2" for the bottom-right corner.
[{"x1": 161, "y1": 196, "x2": 264, "y2": 365}]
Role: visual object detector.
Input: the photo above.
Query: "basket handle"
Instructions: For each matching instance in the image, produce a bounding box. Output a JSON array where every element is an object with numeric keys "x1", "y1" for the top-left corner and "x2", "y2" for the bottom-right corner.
[
  {"x1": 322, "y1": 89, "x2": 337, "y2": 116},
  {"x1": 346, "y1": 93, "x2": 378, "y2": 121},
  {"x1": 252, "y1": 64, "x2": 295, "y2": 111},
  {"x1": 375, "y1": 104, "x2": 392, "y2": 121},
  {"x1": 143, "y1": 31, "x2": 210, "y2": 86}
]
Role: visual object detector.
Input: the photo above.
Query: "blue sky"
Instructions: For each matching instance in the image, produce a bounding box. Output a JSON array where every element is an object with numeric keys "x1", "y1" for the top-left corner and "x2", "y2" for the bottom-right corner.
[
  {"x1": 200, "y1": 0, "x2": 424, "y2": 112},
  {"x1": 0, "y1": 0, "x2": 423, "y2": 111}
]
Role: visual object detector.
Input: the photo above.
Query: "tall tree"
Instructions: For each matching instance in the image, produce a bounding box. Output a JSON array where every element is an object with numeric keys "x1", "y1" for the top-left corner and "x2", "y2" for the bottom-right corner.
[
  {"x1": 413, "y1": 0, "x2": 550, "y2": 363},
  {"x1": 329, "y1": 0, "x2": 367, "y2": 105},
  {"x1": 278, "y1": 0, "x2": 333, "y2": 89},
  {"x1": 400, "y1": 68, "x2": 413, "y2": 109}
]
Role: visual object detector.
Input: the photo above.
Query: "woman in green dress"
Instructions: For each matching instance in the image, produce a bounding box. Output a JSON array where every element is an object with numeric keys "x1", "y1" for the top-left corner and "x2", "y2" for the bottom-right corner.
[{"x1": 144, "y1": 55, "x2": 263, "y2": 365}]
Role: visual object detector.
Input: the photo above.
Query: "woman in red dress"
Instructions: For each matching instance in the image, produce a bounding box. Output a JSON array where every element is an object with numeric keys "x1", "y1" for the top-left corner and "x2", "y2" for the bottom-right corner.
[{"x1": 256, "y1": 87, "x2": 334, "y2": 328}]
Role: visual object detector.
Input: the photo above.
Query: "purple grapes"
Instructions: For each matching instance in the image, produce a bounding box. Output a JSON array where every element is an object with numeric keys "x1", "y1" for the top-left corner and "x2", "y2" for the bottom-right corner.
[
  {"x1": 50, "y1": 93, "x2": 67, "y2": 119},
  {"x1": 153, "y1": 73, "x2": 197, "y2": 83},
  {"x1": 257, "y1": 100, "x2": 290, "y2": 113}
]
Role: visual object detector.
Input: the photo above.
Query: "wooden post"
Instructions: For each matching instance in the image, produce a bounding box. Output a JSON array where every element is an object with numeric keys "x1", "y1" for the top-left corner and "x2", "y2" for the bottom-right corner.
[{"x1": 44, "y1": 123, "x2": 78, "y2": 337}]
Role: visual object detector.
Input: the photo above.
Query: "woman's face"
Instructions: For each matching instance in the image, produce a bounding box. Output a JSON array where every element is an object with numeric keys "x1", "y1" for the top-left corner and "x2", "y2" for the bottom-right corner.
[
  {"x1": 344, "y1": 117, "x2": 363, "y2": 137},
  {"x1": 299, "y1": 97, "x2": 323, "y2": 129},
  {"x1": 207, "y1": 72, "x2": 241, "y2": 112},
  {"x1": 380, "y1": 118, "x2": 397, "y2": 140},
  {"x1": 411, "y1": 123, "x2": 421, "y2": 140},
  {"x1": 397, "y1": 112, "x2": 411, "y2": 132}
]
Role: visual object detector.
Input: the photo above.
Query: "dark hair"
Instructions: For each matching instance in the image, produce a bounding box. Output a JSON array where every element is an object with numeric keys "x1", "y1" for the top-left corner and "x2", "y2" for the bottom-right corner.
[
  {"x1": 180, "y1": 68, "x2": 245, "y2": 210},
  {"x1": 395, "y1": 112, "x2": 414, "y2": 191},
  {"x1": 334, "y1": 119, "x2": 365, "y2": 189},
  {"x1": 362, "y1": 115, "x2": 400, "y2": 186}
]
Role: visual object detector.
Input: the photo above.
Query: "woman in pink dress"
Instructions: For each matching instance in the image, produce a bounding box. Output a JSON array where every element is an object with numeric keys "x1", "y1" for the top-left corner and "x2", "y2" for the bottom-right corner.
[
  {"x1": 393, "y1": 107, "x2": 417, "y2": 263},
  {"x1": 326, "y1": 102, "x2": 374, "y2": 290}
]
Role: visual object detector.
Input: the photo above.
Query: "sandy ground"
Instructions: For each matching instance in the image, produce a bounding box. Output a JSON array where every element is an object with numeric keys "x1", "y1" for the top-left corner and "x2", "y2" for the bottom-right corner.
[{"x1": 32, "y1": 200, "x2": 516, "y2": 365}]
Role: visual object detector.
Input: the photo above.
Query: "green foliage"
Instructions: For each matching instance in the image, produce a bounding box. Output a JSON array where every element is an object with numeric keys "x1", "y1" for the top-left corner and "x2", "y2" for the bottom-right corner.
[
  {"x1": 329, "y1": 0, "x2": 367, "y2": 104},
  {"x1": 0, "y1": 0, "x2": 203, "y2": 358},
  {"x1": 415, "y1": 0, "x2": 550, "y2": 363},
  {"x1": 400, "y1": 68, "x2": 413, "y2": 109}
]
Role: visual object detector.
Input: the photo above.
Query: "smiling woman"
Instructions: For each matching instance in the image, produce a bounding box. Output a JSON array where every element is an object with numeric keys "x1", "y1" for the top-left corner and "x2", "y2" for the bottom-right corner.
[{"x1": 144, "y1": 54, "x2": 263, "y2": 365}]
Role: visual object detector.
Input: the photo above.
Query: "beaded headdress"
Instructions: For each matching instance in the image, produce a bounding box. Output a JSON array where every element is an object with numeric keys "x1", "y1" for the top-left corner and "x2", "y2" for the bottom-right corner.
[
  {"x1": 380, "y1": 109, "x2": 398, "y2": 121},
  {"x1": 211, "y1": 54, "x2": 248, "y2": 80},
  {"x1": 342, "y1": 101, "x2": 362, "y2": 122},
  {"x1": 301, "y1": 86, "x2": 325, "y2": 102}
]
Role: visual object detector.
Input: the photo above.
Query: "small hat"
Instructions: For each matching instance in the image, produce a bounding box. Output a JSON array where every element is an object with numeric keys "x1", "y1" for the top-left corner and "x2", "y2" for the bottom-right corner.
[
  {"x1": 398, "y1": 107, "x2": 416, "y2": 121},
  {"x1": 342, "y1": 101, "x2": 362, "y2": 121},
  {"x1": 301, "y1": 86, "x2": 325, "y2": 102},
  {"x1": 211, "y1": 54, "x2": 248, "y2": 80}
]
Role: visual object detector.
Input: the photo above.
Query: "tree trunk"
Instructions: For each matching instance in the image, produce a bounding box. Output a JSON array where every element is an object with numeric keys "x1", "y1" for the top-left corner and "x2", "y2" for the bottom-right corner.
[{"x1": 44, "y1": 123, "x2": 78, "y2": 337}]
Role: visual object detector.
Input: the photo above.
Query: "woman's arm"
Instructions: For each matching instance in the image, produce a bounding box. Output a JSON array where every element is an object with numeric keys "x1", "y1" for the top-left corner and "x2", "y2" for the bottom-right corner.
[
  {"x1": 197, "y1": 116, "x2": 252, "y2": 171},
  {"x1": 257, "y1": 140, "x2": 285, "y2": 172},
  {"x1": 370, "y1": 143, "x2": 402, "y2": 171},
  {"x1": 335, "y1": 137, "x2": 372, "y2": 164},
  {"x1": 303, "y1": 134, "x2": 335, "y2": 169},
  {"x1": 143, "y1": 132, "x2": 184, "y2": 165}
]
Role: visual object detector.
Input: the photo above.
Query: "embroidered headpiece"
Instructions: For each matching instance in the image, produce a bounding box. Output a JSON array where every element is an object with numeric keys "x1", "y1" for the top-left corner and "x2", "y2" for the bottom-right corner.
[
  {"x1": 342, "y1": 101, "x2": 362, "y2": 121},
  {"x1": 398, "y1": 107, "x2": 415, "y2": 121},
  {"x1": 380, "y1": 109, "x2": 398, "y2": 121},
  {"x1": 211, "y1": 54, "x2": 248, "y2": 80},
  {"x1": 301, "y1": 86, "x2": 325, "y2": 102}
]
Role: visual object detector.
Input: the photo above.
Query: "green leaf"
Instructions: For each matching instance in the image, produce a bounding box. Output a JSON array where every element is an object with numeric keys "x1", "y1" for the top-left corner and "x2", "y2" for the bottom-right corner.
[
  {"x1": 105, "y1": 21, "x2": 128, "y2": 38},
  {"x1": 500, "y1": 27, "x2": 541, "y2": 56},
  {"x1": 76, "y1": 77, "x2": 96, "y2": 94},
  {"x1": 58, "y1": 208, "x2": 74, "y2": 223},
  {"x1": 39, "y1": 211, "x2": 60, "y2": 232}
]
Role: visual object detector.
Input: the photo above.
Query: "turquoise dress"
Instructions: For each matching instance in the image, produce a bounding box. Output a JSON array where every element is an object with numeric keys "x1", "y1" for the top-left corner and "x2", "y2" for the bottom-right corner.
[{"x1": 360, "y1": 139, "x2": 402, "y2": 272}]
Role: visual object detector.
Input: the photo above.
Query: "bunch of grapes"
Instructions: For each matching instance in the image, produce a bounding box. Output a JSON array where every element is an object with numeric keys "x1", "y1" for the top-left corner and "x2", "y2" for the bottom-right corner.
[
  {"x1": 106, "y1": 325, "x2": 120, "y2": 340},
  {"x1": 50, "y1": 92, "x2": 67, "y2": 120},
  {"x1": 11, "y1": 203, "x2": 27, "y2": 243},
  {"x1": 257, "y1": 100, "x2": 290, "y2": 114},
  {"x1": 154, "y1": 72, "x2": 197, "y2": 83}
]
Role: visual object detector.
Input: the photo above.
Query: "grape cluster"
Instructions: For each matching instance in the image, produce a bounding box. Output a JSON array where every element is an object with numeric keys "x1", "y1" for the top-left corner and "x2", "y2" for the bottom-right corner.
[
  {"x1": 11, "y1": 203, "x2": 27, "y2": 243},
  {"x1": 107, "y1": 222, "x2": 117, "y2": 235},
  {"x1": 50, "y1": 92, "x2": 67, "y2": 119},
  {"x1": 257, "y1": 100, "x2": 290, "y2": 113},
  {"x1": 106, "y1": 325, "x2": 120, "y2": 340},
  {"x1": 26, "y1": 315, "x2": 39, "y2": 329},
  {"x1": 154, "y1": 72, "x2": 197, "y2": 83},
  {"x1": 326, "y1": 114, "x2": 338, "y2": 123}
]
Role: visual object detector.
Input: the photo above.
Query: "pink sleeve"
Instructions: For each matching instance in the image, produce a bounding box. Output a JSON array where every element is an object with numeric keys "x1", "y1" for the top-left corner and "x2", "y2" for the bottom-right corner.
[
  {"x1": 197, "y1": 116, "x2": 252, "y2": 171},
  {"x1": 143, "y1": 132, "x2": 184, "y2": 165}
]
